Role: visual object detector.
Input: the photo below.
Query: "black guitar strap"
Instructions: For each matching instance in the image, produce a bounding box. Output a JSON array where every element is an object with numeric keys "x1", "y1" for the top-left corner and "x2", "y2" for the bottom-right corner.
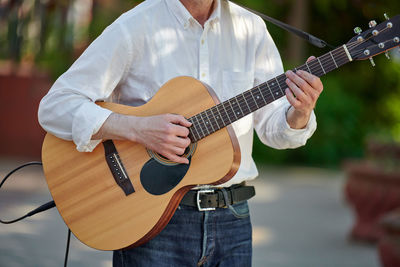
[{"x1": 230, "y1": 0, "x2": 334, "y2": 49}]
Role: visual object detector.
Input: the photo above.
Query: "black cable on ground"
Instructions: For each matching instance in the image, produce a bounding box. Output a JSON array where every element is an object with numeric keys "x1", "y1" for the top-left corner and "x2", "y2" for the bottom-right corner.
[
  {"x1": 0, "y1": 162, "x2": 43, "y2": 188},
  {"x1": 1, "y1": 161, "x2": 69, "y2": 266},
  {"x1": 0, "y1": 162, "x2": 57, "y2": 224},
  {"x1": 64, "y1": 228, "x2": 72, "y2": 267}
]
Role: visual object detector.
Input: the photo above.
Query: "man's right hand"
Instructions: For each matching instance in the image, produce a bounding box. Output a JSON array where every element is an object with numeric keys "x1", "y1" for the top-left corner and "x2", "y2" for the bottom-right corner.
[{"x1": 93, "y1": 113, "x2": 192, "y2": 164}]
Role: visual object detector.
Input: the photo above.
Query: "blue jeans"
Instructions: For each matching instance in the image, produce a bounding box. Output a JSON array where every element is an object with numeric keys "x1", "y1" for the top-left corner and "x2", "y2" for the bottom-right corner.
[{"x1": 113, "y1": 200, "x2": 252, "y2": 267}]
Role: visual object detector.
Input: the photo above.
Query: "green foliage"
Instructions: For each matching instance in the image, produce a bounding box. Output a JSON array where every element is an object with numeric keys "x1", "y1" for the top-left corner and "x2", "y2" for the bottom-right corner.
[
  {"x1": 241, "y1": 0, "x2": 400, "y2": 167},
  {"x1": 0, "y1": 0, "x2": 139, "y2": 79},
  {"x1": 253, "y1": 72, "x2": 366, "y2": 167},
  {"x1": 2, "y1": 0, "x2": 399, "y2": 167},
  {"x1": 88, "y1": 0, "x2": 138, "y2": 39}
]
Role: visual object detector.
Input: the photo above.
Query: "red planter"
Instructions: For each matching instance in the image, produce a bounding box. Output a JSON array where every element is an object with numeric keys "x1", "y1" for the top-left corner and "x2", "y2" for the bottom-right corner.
[
  {"x1": 379, "y1": 210, "x2": 400, "y2": 267},
  {"x1": 0, "y1": 66, "x2": 51, "y2": 159},
  {"x1": 344, "y1": 161, "x2": 400, "y2": 242}
]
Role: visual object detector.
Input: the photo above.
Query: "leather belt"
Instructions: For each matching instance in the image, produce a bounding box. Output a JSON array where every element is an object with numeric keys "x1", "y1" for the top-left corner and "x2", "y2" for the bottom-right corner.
[{"x1": 180, "y1": 183, "x2": 255, "y2": 211}]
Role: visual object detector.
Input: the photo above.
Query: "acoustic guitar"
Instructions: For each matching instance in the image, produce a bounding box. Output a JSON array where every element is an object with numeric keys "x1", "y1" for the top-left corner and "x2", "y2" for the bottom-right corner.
[{"x1": 42, "y1": 15, "x2": 400, "y2": 250}]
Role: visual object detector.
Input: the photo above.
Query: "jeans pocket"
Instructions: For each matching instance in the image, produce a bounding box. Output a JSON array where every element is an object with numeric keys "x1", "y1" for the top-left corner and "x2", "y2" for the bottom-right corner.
[{"x1": 228, "y1": 201, "x2": 250, "y2": 219}]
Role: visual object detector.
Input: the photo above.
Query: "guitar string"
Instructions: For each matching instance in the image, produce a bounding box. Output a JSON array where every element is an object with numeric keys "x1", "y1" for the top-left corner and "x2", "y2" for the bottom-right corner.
[
  {"x1": 199, "y1": 42, "x2": 363, "y2": 120},
  {"x1": 206, "y1": 52, "x2": 348, "y2": 111},
  {"x1": 346, "y1": 38, "x2": 397, "y2": 59},
  {"x1": 193, "y1": 54, "x2": 347, "y2": 129},
  {"x1": 191, "y1": 21, "x2": 393, "y2": 140},
  {"x1": 190, "y1": 40, "x2": 387, "y2": 140},
  {"x1": 191, "y1": 58, "x2": 347, "y2": 140},
  {"x1": 190, "y1": 51, "x2": 352, "y2": 138},
  {"x1": 190, "y1": 51, "x2": 351, "y2": 140},
  {"x1": 344, "y1": 24, "x2": 394, "y2": 57},
  {"x1": 190, "y1": 36, "x2": 383, "y2": 140}
]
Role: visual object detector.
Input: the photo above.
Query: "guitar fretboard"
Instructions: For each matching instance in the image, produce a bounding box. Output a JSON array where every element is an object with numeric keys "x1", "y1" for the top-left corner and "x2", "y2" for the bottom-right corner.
[{"x1": 188, "y1": 45, "x2": 352, "y2": 142}]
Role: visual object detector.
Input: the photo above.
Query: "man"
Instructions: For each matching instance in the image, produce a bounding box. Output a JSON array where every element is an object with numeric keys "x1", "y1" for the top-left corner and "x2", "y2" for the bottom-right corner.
[{"x1": 38, "y1": 0, "x2": 323, "y2": 266}]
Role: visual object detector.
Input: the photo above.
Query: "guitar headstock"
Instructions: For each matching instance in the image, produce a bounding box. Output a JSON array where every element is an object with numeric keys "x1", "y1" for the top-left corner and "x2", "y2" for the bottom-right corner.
[{"x1": 346, "y1": 14, "x2": 400, "y2": 64}]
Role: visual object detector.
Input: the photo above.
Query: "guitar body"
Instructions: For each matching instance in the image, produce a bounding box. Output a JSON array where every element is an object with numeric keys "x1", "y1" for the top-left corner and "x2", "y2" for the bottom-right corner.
[
  {"x1": 41, "y1": 13, "x2": 400, "y2": 251},
  {"x1": 42, "y1": 76, "x2": 241, "y2": 251}
]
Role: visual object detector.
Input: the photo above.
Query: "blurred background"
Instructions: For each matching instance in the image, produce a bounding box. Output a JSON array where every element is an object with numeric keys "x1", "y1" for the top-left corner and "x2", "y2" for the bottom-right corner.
[{"x1": 0, "y1": 0, "x2": 400, "y2": 266}]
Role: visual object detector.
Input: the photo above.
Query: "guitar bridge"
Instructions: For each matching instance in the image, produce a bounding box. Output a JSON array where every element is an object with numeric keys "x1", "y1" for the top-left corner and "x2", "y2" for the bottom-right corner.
[{"x1": 103, "y1": 140, "x2": 135, "y2": 196}]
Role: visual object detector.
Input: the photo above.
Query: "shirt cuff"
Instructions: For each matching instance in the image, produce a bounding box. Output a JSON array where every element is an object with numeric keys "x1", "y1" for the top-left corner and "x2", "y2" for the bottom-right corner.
[
  {"x1": 279, "y1": 105, "x2": 317, "y2": 146},
  {"x1": 72, "y1": 102, "x2": 113, "y2": 152}
]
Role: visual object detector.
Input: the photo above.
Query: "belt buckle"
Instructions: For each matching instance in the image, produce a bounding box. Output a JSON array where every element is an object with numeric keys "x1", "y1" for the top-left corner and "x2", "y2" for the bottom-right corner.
[{"x1": 196, "y1": 189, "x2": 216, "y2": 211}]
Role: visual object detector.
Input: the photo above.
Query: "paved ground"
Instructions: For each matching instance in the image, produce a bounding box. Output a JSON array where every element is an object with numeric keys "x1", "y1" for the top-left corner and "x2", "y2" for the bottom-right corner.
[{"x1": 0, "y1": 158, "x2": 380, "y2": 267}]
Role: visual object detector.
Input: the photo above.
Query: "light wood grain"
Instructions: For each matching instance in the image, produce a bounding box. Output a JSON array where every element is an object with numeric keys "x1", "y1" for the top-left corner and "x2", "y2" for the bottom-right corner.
[{"x1": 41, "y1": 76, "x2": 240, "y2": 250}]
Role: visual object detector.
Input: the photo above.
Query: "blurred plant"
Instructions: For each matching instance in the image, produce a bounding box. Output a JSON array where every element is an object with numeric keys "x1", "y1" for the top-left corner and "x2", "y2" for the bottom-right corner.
[
  {"x1": 1, "y1": 0, "x2": 399, "y2": 167},
  {"x1": 0, "y1": 0, "x2": 76, "y2": 76},
  {"x1": 238, "y1": 0, "x2": 400, "y2": 167},
  {"x1": 366, "y1": 138, "x2": 400, "y2": 173},
  {"x1": 0, "y1": 0, "x2": 139, "y2": 78}
]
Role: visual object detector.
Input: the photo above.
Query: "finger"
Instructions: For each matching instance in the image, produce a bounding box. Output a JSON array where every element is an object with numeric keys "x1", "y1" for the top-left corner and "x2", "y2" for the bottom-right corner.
[
  {"x1": 285, "y1": 88, "x2": 301, "y2": 108},
  {"x1": 288, "y1": 69, "x2": 321, "y2": 98},
  {"x1": 162, "y1": 152, "x2": 189, "y2": 165},
  {"x1": 307, "y1": 56, "x2": 316, "y2": 62},
  {"x1": 172, "y1": 125, "x2": 190, "y2": 138},
  {"x1": 296, "y1": 70, "x2": 323, "y2": 93},
  {"x1": 167, "y1": 136, "x2": 191, "y2": 149},
  {"x1": 168, "y1": 114, "x2": 192, "y2": 127},
  {"x1": 286, "y1": 71, "x2": 311, "y2": 93},
  {"x1": 162, "y1": 121, "x2": 190, "y2": 138},
  {"x1": 169, "y1": 145, "x2": 186, "y2": 156},
  {"x1": 286, "y1": 71, "x2": 311, "y2": 96},
  {"x1": 285, "y1": 78, "x2": 309, "y2": 104}
]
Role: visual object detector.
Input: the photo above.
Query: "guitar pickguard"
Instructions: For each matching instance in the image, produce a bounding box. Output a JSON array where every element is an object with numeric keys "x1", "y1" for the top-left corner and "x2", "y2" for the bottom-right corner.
[
  {"x1": 42, "y1": 76, "x2": 240, "y2": 250},
  {"x1": 140, "y1": 156, "x2": 192, "y2": 195}
]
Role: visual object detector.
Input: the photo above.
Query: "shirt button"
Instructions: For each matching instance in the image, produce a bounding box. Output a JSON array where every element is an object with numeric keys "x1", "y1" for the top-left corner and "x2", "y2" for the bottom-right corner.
[
  {"x1": 201, "y1": 39, "x2": 205, "y2": 45},
  {"x1": 202, "y1": 73, "x2": 206, "y2": 78}
]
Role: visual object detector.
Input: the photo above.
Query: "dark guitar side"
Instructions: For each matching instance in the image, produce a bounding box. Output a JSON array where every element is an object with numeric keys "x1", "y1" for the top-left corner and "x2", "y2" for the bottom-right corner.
[{"x1": 41, "y1": 76, "x2": 241, "y2": 250}]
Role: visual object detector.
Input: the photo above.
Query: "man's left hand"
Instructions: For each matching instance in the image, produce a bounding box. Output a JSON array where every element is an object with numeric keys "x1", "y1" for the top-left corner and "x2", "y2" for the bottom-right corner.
[{"x1": 285, "y1": 56, "x2": 323, "y2": 129}]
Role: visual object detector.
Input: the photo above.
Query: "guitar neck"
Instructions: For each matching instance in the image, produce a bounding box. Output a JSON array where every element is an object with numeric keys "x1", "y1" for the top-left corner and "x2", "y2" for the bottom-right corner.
[{"x1": 188, "y1": 45, "x2": 353, "y2": 142}]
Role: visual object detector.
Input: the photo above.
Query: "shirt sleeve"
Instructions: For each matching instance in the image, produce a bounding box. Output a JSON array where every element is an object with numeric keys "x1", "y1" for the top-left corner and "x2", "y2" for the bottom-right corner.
[
  {"x1": 38, "y1": 22, "x2": 133, "y2": 152},
  {"x1": 252, "y1": 18, "x2": 317, "y2": 149}
]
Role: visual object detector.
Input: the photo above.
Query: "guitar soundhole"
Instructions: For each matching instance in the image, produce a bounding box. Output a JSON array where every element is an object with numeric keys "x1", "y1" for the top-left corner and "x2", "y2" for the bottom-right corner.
[
  {"x1": 140, "y1": 143, "x2": 197, "y2": 196},
  {"x1": 146, "y1": 143, "x2": 197, "y2": 166}
]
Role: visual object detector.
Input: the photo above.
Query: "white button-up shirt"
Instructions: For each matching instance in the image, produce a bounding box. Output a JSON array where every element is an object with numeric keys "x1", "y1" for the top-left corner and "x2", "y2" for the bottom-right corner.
[{"x1": 38, "y1": 0, "x2": 317, "y2": 186}]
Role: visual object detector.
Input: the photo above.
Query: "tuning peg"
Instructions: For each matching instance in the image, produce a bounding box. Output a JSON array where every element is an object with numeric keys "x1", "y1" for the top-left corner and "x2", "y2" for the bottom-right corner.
[
  {"x1": 369, "y1": 20, "x2": 377, "y2": 28},
  {"x1": 369, "y1": 57, "x2": 376, "y2": 67},
  {"x1": 384, "y1": 13, "x2": 390, "y2": 20},
  {"x1": 385, "y1": 52, "x2": 391, "y2": 59},
  {"x1": 354, "y1": 27, "x2": 363, "y2": 35}
]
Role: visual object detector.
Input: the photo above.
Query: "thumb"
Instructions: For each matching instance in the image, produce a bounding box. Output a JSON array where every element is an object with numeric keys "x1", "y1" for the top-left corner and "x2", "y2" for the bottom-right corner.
[
  {"x1": 168, "y1": 114, "x2": 192, "y2": 127},
  {"x1": 307, "y1": 56, "x2": 316, "y2": 62}
]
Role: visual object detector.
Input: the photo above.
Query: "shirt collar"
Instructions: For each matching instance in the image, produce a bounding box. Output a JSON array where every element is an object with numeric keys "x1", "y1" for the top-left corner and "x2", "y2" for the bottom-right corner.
[{"x1": 165, "y1": 0, "x2": 221, "y2": 29}]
